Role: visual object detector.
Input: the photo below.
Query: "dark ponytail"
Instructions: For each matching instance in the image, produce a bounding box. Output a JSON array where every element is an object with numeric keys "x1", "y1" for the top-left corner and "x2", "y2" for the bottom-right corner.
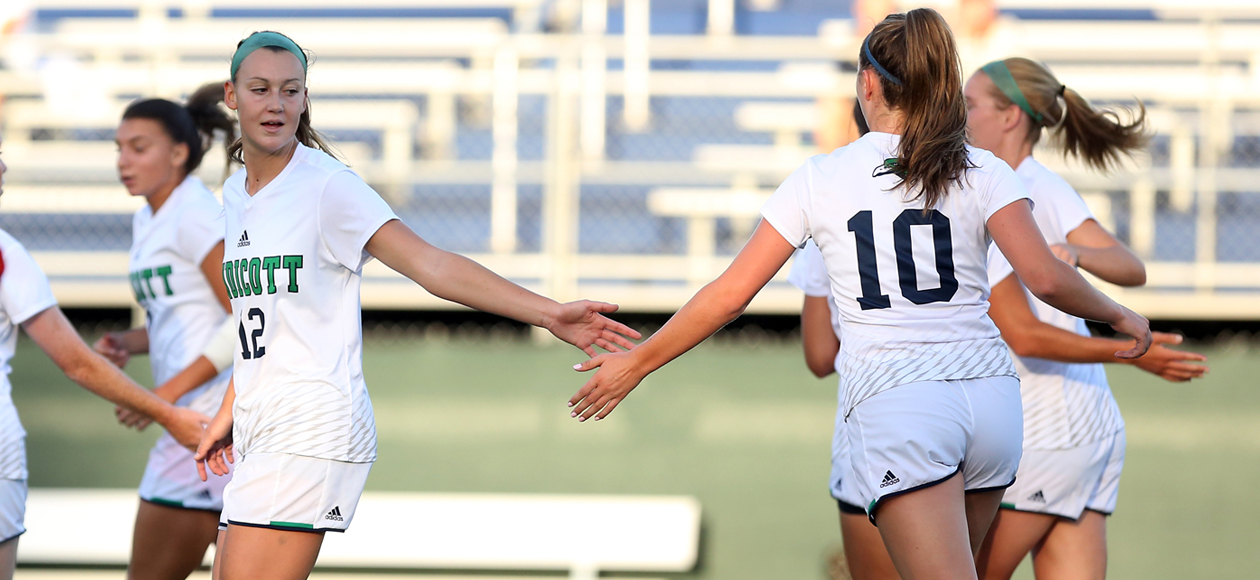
[
  {"x1": 981, "y1": 57, "x2": 1148, "y2": 172},
  {"x1": 860, "y1": 8, "x2": 972, "y2": 208},
  {"x1": 122, "y1": 82, "x2": 236, "y2": 178},
  {"x1": 226, "y1": 33, "x2": 340, "y2": 164}
]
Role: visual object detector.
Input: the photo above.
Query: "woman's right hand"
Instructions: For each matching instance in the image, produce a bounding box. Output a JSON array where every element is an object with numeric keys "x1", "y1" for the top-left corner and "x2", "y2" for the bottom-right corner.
[
  {"x1": 92, "y1": 333, "x2": 130, "y2": 368},
  {"x1": 1132, "y1": 332, "x2": 1208, "y2": 382},
  {"x1": 1109, "y1": 305, "x2": 1152, "y2": 359},
  {"x1": 194, "y1": 410, "x2": 235, "y2": 481}
]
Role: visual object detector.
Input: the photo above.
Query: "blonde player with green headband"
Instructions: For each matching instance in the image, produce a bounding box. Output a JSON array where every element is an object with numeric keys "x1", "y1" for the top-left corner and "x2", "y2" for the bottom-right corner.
[
  {"x1": 194, "y1": 31, "x2": 641, "y2": 579},
  {"x1": 964, "y1": 58, "x2": 1209, "y2": 580}
]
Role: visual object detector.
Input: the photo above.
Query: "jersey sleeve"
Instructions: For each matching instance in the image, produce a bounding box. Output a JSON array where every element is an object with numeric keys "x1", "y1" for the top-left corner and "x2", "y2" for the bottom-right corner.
[
  {"x1": 1057, "y1": 190, "x2": 1096, "y2": 237},
  {"x1": 981, "y1": 162, "x2": 1033, "y2": 221},
  {"x1": 177, "y1": 205, "x2": 226, "y2": 266},
  {"x1": 0, "y1": 240, "x2": 58, "y2": 325},
  {"x1": 760, "y1": 161, "x2": 813, "y2": 248},
  {"x1": 318, "y1": 170, "x2": 400, "y2": 271},
  {"x1": 786, "y1": 240, "x2": 831, "y2": 297}
]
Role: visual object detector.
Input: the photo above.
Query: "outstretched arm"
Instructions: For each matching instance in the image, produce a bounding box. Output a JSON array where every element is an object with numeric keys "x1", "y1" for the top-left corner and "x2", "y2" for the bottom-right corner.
[
  {"x1": 364, "y1": 220, "x2": 640, "y2": 355},
  {"x1": 114, "y1": 316, "x2": 236, "y2": 430},
  {"x1": 801, "y1": 295, "x2": 839, "y2": 378},
  {"x1": 22, "y1": 306, "x2": 208, "y2": 448},
  {"x1": 1052, "y1": 219, "x2": 1146, "y2": 287},
  {"x1": 568, "y1": 220, "x2": 797, "y2": 421},
  {"x1": 987, "y1": 201, "x2": 1150, "y2": 358},
  {"x1": 989, "y1": 275, "x2": 1206, "y2": 381}
]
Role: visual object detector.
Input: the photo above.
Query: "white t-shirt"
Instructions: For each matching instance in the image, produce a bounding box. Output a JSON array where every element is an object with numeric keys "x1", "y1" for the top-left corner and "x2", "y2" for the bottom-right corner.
[
  {"x1": 221, "y1": 144, "x2": 397, "y2": 464},
  {"x1": 0, "y1": 229, "x2": 59, "y2": 479},
  {"x1": 761, "y1": 132, "x2": 1027, "y2": 413},
  {"x1": 130, "y1": 176, "x2": 231, "y2": 418},
  {"x1": 786, "y1": 240, "x2": 842, "y2": 367},
  {"x1": 986, "y1": 156, "x2": 1124, "y2": 450}
]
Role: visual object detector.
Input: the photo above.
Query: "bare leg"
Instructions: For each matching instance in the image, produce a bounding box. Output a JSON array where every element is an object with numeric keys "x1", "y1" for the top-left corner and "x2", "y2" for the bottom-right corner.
[
  {"x1": 875, "y1": 473, "x2": 977, "y2": 580},
  {"x1": 127, "y1": 500, "x2": 220, "y2": 580},
  {"x1": 975, "y1": 509, "x2": 1057, "y2": 580},
  {"x1": 963, "y1": 489, "x2": 1007, "y2": 556},
  {"x1": 211, "y1": 529, "x2": 226, "y2": 580},
  {"x1": 215, "y1": 524, "x2": 324, "y2": 580},
  {"x1": 840, "y1": 510, "x2": 900, "y2": 580},
  {"x1": 0, "y1": 536, "x2": 18, "y2": 580},
  {"x1": 1030, "y1": 510, "x2": 1107, "y2": 580}
]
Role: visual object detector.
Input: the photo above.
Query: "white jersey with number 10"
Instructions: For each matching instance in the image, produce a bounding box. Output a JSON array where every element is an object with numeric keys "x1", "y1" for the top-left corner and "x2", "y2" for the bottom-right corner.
[
  {"x1": 221, "y1": 143, "x2": 398, "y2": 464},
  {"x1": 761, "y1": 132, "x2": 1029, "y2": 413}
]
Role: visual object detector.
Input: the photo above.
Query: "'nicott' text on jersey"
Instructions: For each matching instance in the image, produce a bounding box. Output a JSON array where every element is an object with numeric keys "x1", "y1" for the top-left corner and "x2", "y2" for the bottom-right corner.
[
  {"x1": 129, "y1": 175, "x2": 231, "y2": 419},
  {"x1": 222, "y1": 143, "x2": 398, "y2": 464}
]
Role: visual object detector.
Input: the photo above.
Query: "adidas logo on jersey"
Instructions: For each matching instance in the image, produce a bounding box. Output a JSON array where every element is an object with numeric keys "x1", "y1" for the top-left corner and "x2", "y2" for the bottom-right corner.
[
  {"x1": 324, "y1": 506, "x2": 344, "y2": 522},
  {"x1": 237, "y1": 231, "x2": 251, "y2": 247},
  {"x1": 1028, "y1": 490, "x2": 1046, "y2": 503},
  {"x1": 879, "y1": 470, "x2": 900, "y2": 488}
]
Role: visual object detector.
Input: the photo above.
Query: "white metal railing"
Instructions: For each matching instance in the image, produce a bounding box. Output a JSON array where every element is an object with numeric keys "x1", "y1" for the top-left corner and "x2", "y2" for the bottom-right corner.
[{"x1": 4, "y1": 7, "x2": 1260, "y2": 318}]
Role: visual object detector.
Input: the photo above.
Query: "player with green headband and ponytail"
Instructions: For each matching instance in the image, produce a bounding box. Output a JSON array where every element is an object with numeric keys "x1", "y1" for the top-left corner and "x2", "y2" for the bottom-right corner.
[
  {"x1": 964, "y1": 58, "x2": 1209, "y2": 580},
  {"x1": 194, "y1": 31, "x2": 640, "y2": 579}
]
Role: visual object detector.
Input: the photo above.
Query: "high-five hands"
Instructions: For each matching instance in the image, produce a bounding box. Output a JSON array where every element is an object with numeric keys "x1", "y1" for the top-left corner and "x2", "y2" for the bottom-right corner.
[
  {"x1": 568, "y1": 351, "x2": 646, "y2": 422},
  {"x1": 1132, "y1": 332, "x2": 1208, "y2": 382},
  {"x1": 546, "y1": 301, "x2": 641, "y2": 357}
]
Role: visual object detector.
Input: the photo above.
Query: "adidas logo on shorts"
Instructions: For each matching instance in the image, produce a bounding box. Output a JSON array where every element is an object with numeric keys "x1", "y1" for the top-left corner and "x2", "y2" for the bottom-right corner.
[
  {"x1": 324, "y1": 506, "x2": 344, "y2": 522},
  {"x1": 879, "y1": 470, "x2": 900, "y2": 489},
  {"x1": 197, "y1": 489, "x2": 212, "y2": 500},
  {"x1": 1028, "y1": 490, "x2": 1046, "y2": 503}
]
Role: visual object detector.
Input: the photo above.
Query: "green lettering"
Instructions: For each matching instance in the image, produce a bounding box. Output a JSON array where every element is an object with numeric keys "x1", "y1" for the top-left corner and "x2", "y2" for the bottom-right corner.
[
  {"x1": 223, "y1": 262, "x2": 239, "y2": 298},
  {"x1": 155, "y1": 265, "x2": 174, "y2": 296},
  {"x1": 261, "y1": 256, "x2": 282, "y2": 294},
  {"x1": 129, "y1": 272, "x2": 145, "y2": 302},
  {"x1": 139, "y1": 269, "x2": 156, "y2": 299},
  {"x1": 237, "y1": 260, "x2": 252, "y2": 296},
  {"x1": 249, "y1": 258, "x2": 263, "y2": 295},
  {"x1": 282, "y1": 255, "x2": 303, "y2": 293}
]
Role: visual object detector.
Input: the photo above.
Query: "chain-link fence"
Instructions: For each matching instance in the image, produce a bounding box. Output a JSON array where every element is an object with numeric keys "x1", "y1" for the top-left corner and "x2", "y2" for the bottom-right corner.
[{"x1": 3, "y1": 5, "x2": 1260, "y2": 318}]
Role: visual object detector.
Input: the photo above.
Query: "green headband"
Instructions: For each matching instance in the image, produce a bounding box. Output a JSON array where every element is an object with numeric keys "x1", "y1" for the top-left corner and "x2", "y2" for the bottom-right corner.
[
  {"x1": 230, "y1": 32, "x2": 308, "y2": 79},
  {"x1": 981, "y1": 60, "x2": 1042, "y2": 124}
]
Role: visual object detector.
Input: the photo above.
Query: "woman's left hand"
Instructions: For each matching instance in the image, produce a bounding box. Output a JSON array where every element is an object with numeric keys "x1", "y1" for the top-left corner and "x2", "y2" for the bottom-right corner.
[
  {"x1": 546, "y1": 301, "x2": 641, "y2": 356},
  {"x1": 568, "y1": 351, "x2": 646, "y2": 421}
]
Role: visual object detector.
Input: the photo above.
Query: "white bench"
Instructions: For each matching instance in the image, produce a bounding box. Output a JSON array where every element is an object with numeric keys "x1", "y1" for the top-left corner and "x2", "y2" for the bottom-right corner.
[
  {"x1": 647, "y1": 187, "x2": 773, "y2": 285},
  {"x1": 733, "y1": 101, "x2": 818, "y2": 149},
  {"x1": 19, "y1": 489, "x2": 700, "y2": 580}
]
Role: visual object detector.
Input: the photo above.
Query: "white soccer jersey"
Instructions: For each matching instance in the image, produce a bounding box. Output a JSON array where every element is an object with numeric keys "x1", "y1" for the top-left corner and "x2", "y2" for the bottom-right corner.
[
  {"x1": 0, "y1": 229, "x2": 59, "y2": 479},
  {"x1": 221, "y1": 144, "x2": 397, "y2": 464},
  {"x1": 986, "y1": 156, "x2": 1124, "y2": 450},
  {"x1": 130, "y1": 176, "x2": 231, "y2": 417},
  {"x1": 762, "y1": 132, "x2": 1027, "y2": 413},
  {"x1": 787, "y1": 240, "x2": 842, "y2": 343}
]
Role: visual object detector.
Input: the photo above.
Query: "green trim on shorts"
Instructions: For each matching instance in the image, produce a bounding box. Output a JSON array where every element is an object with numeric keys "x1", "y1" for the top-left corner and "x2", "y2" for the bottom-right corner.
[
  {"x1": 147, "y1": 497, "x2": 185, "y2": 508},
  {"x1": 269, "y1": 521, "x2": 314, "y2": 530},
  {"x1": 1000, "y1": 502, "x2": 1016, "y2": 509}
]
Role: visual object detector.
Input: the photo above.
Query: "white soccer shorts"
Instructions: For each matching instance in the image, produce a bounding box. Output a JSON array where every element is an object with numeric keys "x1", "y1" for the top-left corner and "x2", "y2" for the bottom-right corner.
[
  {"x1": 0, "y1": 479, "x2": 25, "y2": 543},
  {"x1": 1001, "y1": 428, "x2": 1126, "y2": 520},
  {"x1": 219, "y1": 452, "x2": 372, "y2": 533},
  {"x1": 829, "y1": 413, "x2": 865, "y2": 514},
  {"x1": 847, "y1": 375, "x2": 1023, "y2": 524},
  {"x1": 139, "y1": 433, "x2": 229, "y2": 512}
]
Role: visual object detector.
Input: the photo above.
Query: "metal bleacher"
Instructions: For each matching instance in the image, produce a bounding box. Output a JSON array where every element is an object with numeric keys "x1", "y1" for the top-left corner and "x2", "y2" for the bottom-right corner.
[{"x1": 3, "y1": 0, "x2": 1260, "y2": 318}]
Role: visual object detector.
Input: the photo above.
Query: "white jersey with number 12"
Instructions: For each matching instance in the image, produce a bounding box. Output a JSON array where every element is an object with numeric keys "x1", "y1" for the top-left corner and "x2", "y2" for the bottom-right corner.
[{"x1": 221, "y1": 144, "x2": 398, "y2": 464}]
